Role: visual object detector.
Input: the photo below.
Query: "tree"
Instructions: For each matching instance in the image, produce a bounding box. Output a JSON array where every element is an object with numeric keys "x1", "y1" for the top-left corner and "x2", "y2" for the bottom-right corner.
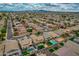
[
  {"x1": 54, "y1": 47, "x2": 59, "y2": 50},
  {"x1": 0, "y1": 33, "x2": 5, "y2": 41},
  {"x1": 1, "y1": 28, "x2": 6, "y2": 33},
  {"x1": 22, "y1": 51, "x2": 29, "y2": 56},
  {"x1": 1, "y1": 37, "x2": 5, "y2": 41},
  {"x1": 60, "y1": 42, "x2": 64, "y2": 46},
  {"x1": 69, "y1": 36, "x2": 75, "y2": 41},
  {"x1": 14, "y1": 32, "x2": 18, "y2": 36},
  {"x1": 49, "y1": 48, "x2": 55, "y2": 52},
  {"x1": 75, "y1": 31, "x2": 79, "y2": 37},
  {"x1": 27, "y1": 28, "x2": 32, "y2": 32},
  {"x1": 38, "y1": 44, "x2": 44, "y2": 49},
  {"x1": 35, "y1": 32, "x2": 41, "y2": 36}
]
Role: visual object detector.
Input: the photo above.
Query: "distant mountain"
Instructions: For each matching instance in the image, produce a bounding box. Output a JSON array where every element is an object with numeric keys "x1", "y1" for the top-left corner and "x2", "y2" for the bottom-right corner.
[
  {"x1": 0, "y1": 10, "x2": 49, "y2": 13},
  {"x1": 28, "y1": 10, "x2": 49, "y2": 13}
]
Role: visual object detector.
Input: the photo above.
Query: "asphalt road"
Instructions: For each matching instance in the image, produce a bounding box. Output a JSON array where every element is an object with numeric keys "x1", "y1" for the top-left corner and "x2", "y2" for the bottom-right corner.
[{"x1": 7, "y1": 19, "x2": 13, "y2": 40}]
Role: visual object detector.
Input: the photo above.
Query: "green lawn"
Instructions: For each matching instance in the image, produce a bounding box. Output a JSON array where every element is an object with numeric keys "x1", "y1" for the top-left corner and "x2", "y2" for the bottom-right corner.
[
  {"x1": 22, "y1": 49, "x2": 30, "y2": 56},
  {"x1": 38, "y1": 44, "x2": 45, "y2": 50},
  {"x1": 22, "y1": 51, "x2": 30, "y2": 56}
]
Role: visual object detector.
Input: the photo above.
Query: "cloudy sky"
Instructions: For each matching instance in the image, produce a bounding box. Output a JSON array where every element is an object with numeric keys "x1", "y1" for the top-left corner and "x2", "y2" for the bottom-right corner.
[{"x1": 0, "y1": 3, "x2": 79, "y2": 12}]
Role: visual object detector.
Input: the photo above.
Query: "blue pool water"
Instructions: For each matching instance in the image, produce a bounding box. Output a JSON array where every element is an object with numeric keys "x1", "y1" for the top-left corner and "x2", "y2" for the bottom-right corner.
[{"x1": 49, "y1": 40, "x2": 58, "y2": 45}]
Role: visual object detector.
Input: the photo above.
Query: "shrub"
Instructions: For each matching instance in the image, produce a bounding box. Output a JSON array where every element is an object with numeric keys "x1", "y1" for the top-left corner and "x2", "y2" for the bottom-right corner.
[
  {"x1": 27, "y1": 28, "x2": 32, "y2": 32},
  {"x1": 49, "y1": 48, "x2": 55, "y2": 52},
  {"x1": 1, "y1": 28, "x2": 6, "y2": 33},
  {"x1": 60, "y1": 42, "x2": 64, "y2": 46},
  {"x1": 38, "y1": 44, "x2": 44, "y2": 49}
]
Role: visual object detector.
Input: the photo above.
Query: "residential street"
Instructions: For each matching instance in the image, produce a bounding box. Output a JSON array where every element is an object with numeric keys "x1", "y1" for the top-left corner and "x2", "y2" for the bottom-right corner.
[{"x1": 7, "y1": 18, "x2": 13, "y2": 40}]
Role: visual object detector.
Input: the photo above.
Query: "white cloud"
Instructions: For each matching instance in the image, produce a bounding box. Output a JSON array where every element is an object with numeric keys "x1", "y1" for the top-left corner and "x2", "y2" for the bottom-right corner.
[{"x1": 0, "y1": 3, "x2": 79, "y2": 12}]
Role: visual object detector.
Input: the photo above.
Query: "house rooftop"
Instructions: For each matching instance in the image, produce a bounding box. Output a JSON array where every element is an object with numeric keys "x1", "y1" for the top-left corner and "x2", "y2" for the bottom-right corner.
[
  {"x1": 18, "y1": 36, "x2": 32, "y2": 49},
  {"x1": 43, "y1": 32, "x2": 52, "y2": 40},
  {"x1": 30, "y1": 35, "x2": 44, "y2": 44},
  {"x1": 49, "y1": 31, "x2": 58, "y2": 38},
  {"x1": 55, "y1": 37, "x2": 65, "y2": 43}
]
